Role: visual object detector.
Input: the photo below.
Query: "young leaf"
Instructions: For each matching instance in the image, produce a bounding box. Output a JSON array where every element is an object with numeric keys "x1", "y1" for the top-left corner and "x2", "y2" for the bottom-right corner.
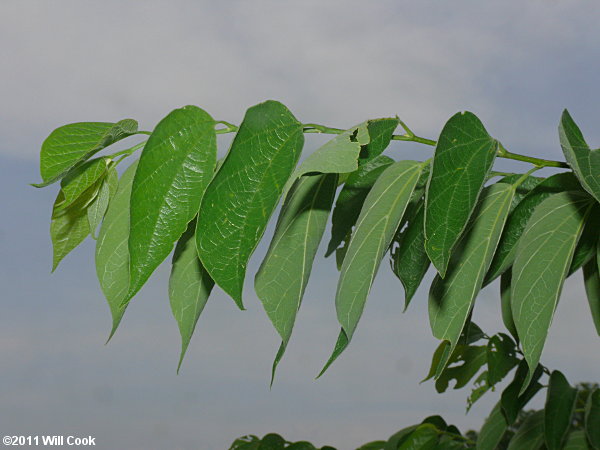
[
  {"x1": 95, "y1": 161, "x2": 138, "y2": 339},
  {"x1": 57, "y1": 157, "x2": 109, "y2": 211},
  {"x1": 544, "y1": 370, "x2": 577, "y2": 450},
  {"x1": 391, "y1": 200, "x2": 430, "y2": 309},
  {"x1": 583, "y1": 257, "x2": 600, "y2": 336},
  {"x1": 485, "y1": 172, "x2": 583, "y2": 285},
  {"x1": 424, "y1": 111, "x2": 498, "y2": 277},
  {"x1": 506, "y1": 410, "x2": 545, "y2": 450},
  {"x1": 87, "y1": 165, "x2": 118, "y2": 238},
  {"x1": 477, "y1": 402, "x2": 508, "y2": 450},
  {"x1": 197, "y1": 100, "x2": 304, "y2": 308},
  {"x1": 429, "y1": 183, "x2": 514, "y2": 374},
  {"x1": 36, "y1": 119, "x2": 138, "y2": 186},
  {"x1": 500, "y1": 270, "x2": 519, "y2": 343},
  {"x1": 326, "y1": 155, "x2": 394, "y2": 256},
  {"x1": 125, "y1": 105, "x2": 217, "y2": 307},
  {"x1": 559, "y1": 109, "x2": 600, "y2": 203},
  {"x1": 585, "y1": 388, "x2": 600, "y2": 449},
  {"x1": 254, "y1": 173, "x2": 337, "y2": 383},
  {"x1": 169, "y1": 220, "x2": 214, "y2": 372},
  {"x1": 512, "y1": 191, "x2": 593, "y2": 390},
  {"x1": 321, "y1": 160, "x2": 423, "y2": 373}
]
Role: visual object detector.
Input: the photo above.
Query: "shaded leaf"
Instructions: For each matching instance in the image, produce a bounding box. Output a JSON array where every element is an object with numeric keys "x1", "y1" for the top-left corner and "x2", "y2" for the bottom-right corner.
[
  {"x1": 36, "y1": 119, "x2": 138, "y2": 186},
  {"x1": 545, "y1": 370, "x2": 577, "y2": 450},
  {"x1": 125, "y1": 105, "x2": 217, "y2": 306},
  {"x1": 197, "y1": 101, "x2": 304, "y2": 308},
  {"x1": 57, "y1": 157, "x2": 108, "y2": 211},
  {"x1": 487, "y1": 333, "x2": 518, "y2": 386},
  {"x1": 397, "y1": 424, "x2": 439, "y2": 450},
  {"x1": 500, "y1": 270, "x2": 519, "y2": 343},
  {"x1": 88, "y1": 165, "x2": 118, "y2": 238},
  {"x1": 512, "y1": 191, "x2": 593, "y2": 390},
  {"x1": 583, "y1": 257, "x2": 600, "y2": 336},
  {"x1": 384, "y1": 426, "x2": 418, "y2": 450},
  {"x1": 425, "y1": 111, "x2": 498, "y2": 277},
  {"x1": 506, "y1": 410, "x2": 545, "y2": 450},
  {"x1": 359, "y1": 118, "x2": 399, "y2": 163},
  {"x1": 435, "y1": 345, "x2": 487, "y2": 393},
  {"x1": 569, "y1": 205, "x2": 600, "y2": 276},
  {"x1": 586, "y1": 388, "x2": 600, "y2": 449},
  {"x1": 501, "y1": 360, "x2": 544, "y2": 425},
  {"x1": 563, "y1": 431, "x2": 591, "y2": 450},
  {"x1": 477, "y1": 402, "x2": 508, "y2": 450}
]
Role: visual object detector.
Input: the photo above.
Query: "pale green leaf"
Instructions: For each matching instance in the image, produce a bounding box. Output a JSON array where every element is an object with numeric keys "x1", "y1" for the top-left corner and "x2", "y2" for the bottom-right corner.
[
  {"x1": 36, "y1": 119, "x2": 138, "y2": 186},
  {"x1": 429, "y1": 183, "x2": 514, "y2": 374},
  {"x1": 125, "y1": 105, "x2": 217, "y2": 306},
  {"x1": 95, "y1": 161, "x2": 138, "y2": 339},
  {"x1": 197, "y1": 101, "x2": 304, "y2": 308},
  {"x1": 255, "y1": 173, "x2": 337, "y2": 383},
  {"x1": 545, "y1": 370, "x2": 577, "y2": 450},
  {"x1": 512, "y1": 191, "x2": 593, "y2": 390},
  {"x1": 88, "y1": 165, "x2": 118, "y2": 238},
  {"x1": 169, "y1": 220, "x2": 214, "y2": 372},
  {"x1": 507, "y1": 410, "x2": 545, "y2": 450},
  {"x1": 424, "y1": 111, "x2": 498, "y2": 277}
]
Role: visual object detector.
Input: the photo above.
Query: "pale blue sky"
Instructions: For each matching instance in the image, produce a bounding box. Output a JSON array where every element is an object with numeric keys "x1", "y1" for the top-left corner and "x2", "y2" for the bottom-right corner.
[{"x1": 1, "y1": 1, "x2": 599, "y2": 449}]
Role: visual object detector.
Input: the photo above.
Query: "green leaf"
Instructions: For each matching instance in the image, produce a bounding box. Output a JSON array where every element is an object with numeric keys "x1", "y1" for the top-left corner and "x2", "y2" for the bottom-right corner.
[
  {"x1": 169, "y1": 220, "x2": 215, "y2": 372},
  {"x1": 500, "y1": 270, "x2": 519, "y2": 343},
  {"x1": 125, "y1": 105, "x2": 217, "y2": 306},
  {"x1": 586, "y1": 388, "x2": 600, "y2": 449},
  {"x1": 563, "y1": 431, "x2": 591, "y2": 450},
  {"x1": 197, "y1": 100, "x2": 304, "y2": 308},
  {"x1": 384, "y1": 426, "x2": 418, "y2": 450},
  {"x1": 57, "y1": 157, "x2": 109, "y2": 211},
  {"x1": 356, "y1": 441, "x2": 386, "y2": 450},
  {"x1": 487, "y1": 333, "x2": 519, "y2": 386},
  {"x1": 434, "y1": 345, "x2": 487, "y2": 393},
  {"x1": 50, "y1": 183, "x2": 97, "y2": 271},
  {"x1": 254, "y1": 173, "x2": 337, "y2": 383},
  {"x1": 397, "y1": 424, "x2": 439, "y2": 450},
  {"x1": 36, "y1": 119, "x2": 138, "y2": 186},
  {"x1": 583, "y1": 257, "x2": 600, "y2": 336},
  {"x1": 391, "y1": 200, "x2": 430, "y2": 309},
  {"x1": 485, "y1": 172, "x2": 583, "y2": 285},
  {"x1": 429, "y1": 183, "x2": 514, "y2": 373},
  {"x1": 559, "y1": 109, "x2": 600, "y2": 203},
  {"x1": 258, "y1": 433, "x2": 286, "y2": 450},
  {"x1": 87, "y1": 165, "x2": 118, "y2": 238},
  {"x1": 497, "y1": 174, "x2": 543, "y2": 210},
  {"x1": 512, "y1": 191, "x2": 593, "y2": 390},
  {"x1": 359, "y1": 118, "x2": 399, "y2": 163},
  {"x1": 477, "y1": 402, "x2": 508, "y2": 450},
  {"x1": 506, "y1": 410, "x2": 545, "y2": 450},
  {"x1": 326, "y1": 155, "x2": 394, "y2": 256},
  {"x1": 424, "y1": 111, "x2": 498, "y2": 277},
  {"x1": 545, "y1": 370, "x2": 578, "y2": 450},
  {"x1": 95, "y1": 161, "x2": 138, "y2": 339},
  {"x1": 501, "y1": 360, "x2": 544, "y2": 425},
  {"x1": 320, "y1": 160, "x2": 423, "y2": 374},
  {"x1": 569, "y1": 205, "x2": 600, "y2": 276}
]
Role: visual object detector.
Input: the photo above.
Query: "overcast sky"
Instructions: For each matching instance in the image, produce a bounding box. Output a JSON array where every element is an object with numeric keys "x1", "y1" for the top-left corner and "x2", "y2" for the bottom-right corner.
[{"x1": 1, "y1": 2, "x2": 599, "y2": 449}]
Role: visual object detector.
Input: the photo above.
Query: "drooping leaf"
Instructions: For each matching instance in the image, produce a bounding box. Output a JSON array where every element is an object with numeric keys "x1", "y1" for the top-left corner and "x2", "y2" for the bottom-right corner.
[
  {"x1": 197, "y1": 101, "x2": 304, "y2": 308},
  {"x1": 559, "y1": 109, "x2": 600, "y2": 203},
  {"x1": 429, "y1": 183, "x2": 514, "y2": 374},
  {"x1": 568, "y1": 205, "x2": 600, "y2": 276},
  {"x1": 254, "y1": 173, "x2": 337, "y2": 383},
  {"x1": 169, "y1": 220, "x2": 215, "y2": 372},
  {"x1": 487, "y1": 333, "x2": 519, "y2": 386},
  {"x1": 424, "y1": 111, "x2": 498, "y2": 277},
  {"x1": 434, "y1": 345, "x2": 487, "y2": 393},
  {"x1": 358, "y1": 118, "x2": 399, "y2": 163},
  {"x1": 501, "y1": 360, "x2": 544, "y2": 425},
  {"x1": 477, "y1": 402, "x2": 508, "y2": 450},
  {"x1": 545, "y1": 370, "x2": 578, "y2": 450},
  {"x1": 506, "y1": 410, "x2": 545, "y2": 450},
  {"x1": 563, "y1": 431, "x2": 591, "y2": 450},
  {"x1": 512, "y1": 191, "x2": 593, "y2": 390},
  {"x1": 95, "y1": 161, "x2": 138, "y2": 339},
  {"x1": 485, "y1": 172, "x2": 583, "y2": 285},
  {"x1": 57, "y1": 157, "x2": 109, "y2": 211},
  {"x1": 88, "y1": 165, "x2": 118, "y2": 238},
  {"x1": 125, "y1": 105, "x2": 217, "y2": 306},
  {"x1": 326, "y1": 155, "x2": 394, "y2": 256},
  {"x1": 586, "y1": 388, "x2": 600, "y2": 449},
  {"x1": 36, "y1": 119, "x2": 138, "y2": 186},
  {"x1": 391, "y1": 200, "x2": 430, "y2": 309},
  {"x1": 583, "y1": 257, "x2": 600, "y2": 336},
  {"x1": 500, "y1": 270, "x2": 519, "y2": 343},
  {"x1": 320, "y1": 160, "x2": 423, "y2": 374}
]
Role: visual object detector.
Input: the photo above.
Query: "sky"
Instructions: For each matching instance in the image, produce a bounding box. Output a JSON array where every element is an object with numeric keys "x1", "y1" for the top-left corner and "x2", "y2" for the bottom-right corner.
[{"x1": 1, "y1": 1, "x2": 599, "y2": 449}]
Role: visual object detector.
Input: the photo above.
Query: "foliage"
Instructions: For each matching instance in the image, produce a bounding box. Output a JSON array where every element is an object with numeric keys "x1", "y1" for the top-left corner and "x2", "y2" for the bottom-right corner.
[{"x1": 35, "y1": 100, "x2": 600, "y2": 448}]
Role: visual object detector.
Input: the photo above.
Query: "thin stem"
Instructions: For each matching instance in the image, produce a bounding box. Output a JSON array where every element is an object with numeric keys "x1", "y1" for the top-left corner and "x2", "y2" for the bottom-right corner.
[
  {"x1": 138, "y1": 131, "x2": 152, "y2": 136},
  {"x1": 216, "y1": 120, "x2": 239, "y2": 134},
  {"x1": 108, "y1": 140, "x2": 147, "y2": 159},
  {"x1": 497, "y1": 143, "x2": 568, "y2": 168}
]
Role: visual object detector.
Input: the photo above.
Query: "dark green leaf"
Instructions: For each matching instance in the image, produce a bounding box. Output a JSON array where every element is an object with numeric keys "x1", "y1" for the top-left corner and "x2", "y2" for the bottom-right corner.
[
  {"x1": 397, "y1": 424, "x2": 439, "y2": 450},
  {"x1": 506, "y1": 410, "x2": 545, "y2": 450},
  {"x1": 477, "y1": 402, "x2": 508, "y2": 450},
  {"x1": 512, "y1": 191, "x2": 593, "y2": 390},
  {"x1": 169, "y1": 220, "x2": 215, "y2": 372},
  {"x1": 429, "y1": 183, "x2": 514, "y2": 374},
  {"x1": 435, "y1": 345, "x2": 487, "y2": 393},
  {"x1": 88, "y1": 165, "x2": 118, "y2": 238},
  {"x1": 559, "y1": 109, "x2": 600, "y2": 203},
  {"x1": 487, "y1": 334, "x2": 518, "y2": 386},
  {"x1": 586, "y1": 388, "x2": 600, "y2": 449},
  {"x1": 258, "y1": 433, "x2": 286, "y2": 450},
  {"x1": 326, "y1": 155, "x2": 394, "y2": 256},
  {"x1": 424, "y1": 111, "x2": 498, "y2": 277},
  {"x1": 485, "y1": 172, "x2": 583, "y2": 285},
  {"x1": 197, "y1": 101, "x2": 304, "y2": 308},
  {"x1": 384, "y1": 426, "x2": 418, "y2": 450},
  {"x1": 125, "y1": 105, "x2": 217, "y2": 306},
  {"x1": 359, "y1": 118, "x2": 399, "y2": 163},
  {"x1": 497, "y1": 174, "x2": 543, "y2": 210},
  {"x1": 36, "y1": 119, "x2": 138, "y2": 186},
  {"x1": 95, "y1": 161, "x2": 138, "y2": 339},
  {"x1": 545, "y1": 370, "x2": 577, "y2": 450},
  {"x1": 563, "y1": 431, "x2": 590, "y2": 450},
  {"x1": 501, "y1": 360, "x2": 544, "y2": 425},
  {"x1": 254, "y1": 174, "x2": 337, "y2": 383},
  {"x1": 356, "y1": 441, "x2": 386, "y2": 450},
  {"x1": 569, "y1": 205, "x2": 600, "y2": 276},
  {"x1": 500, "y1": 270, "x2": 519, "y2": 343},
  {"x1": 583, "y1": 257, "x2": 600, "y2": 336}
]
